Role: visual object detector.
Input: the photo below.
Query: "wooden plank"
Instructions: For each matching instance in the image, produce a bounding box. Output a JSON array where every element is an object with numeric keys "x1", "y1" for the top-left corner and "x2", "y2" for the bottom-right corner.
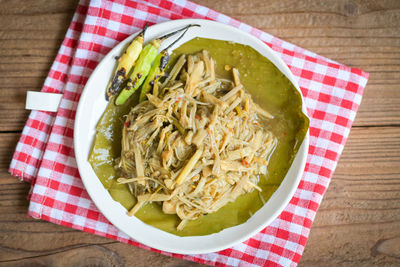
[
  {"x1": 300, "y1": 126, "x2": 400, "y2": 266},
  {"x1": 196, "y1": 0, "x2": 400, "y2": 16},
  {"x1": 0, "y1": 6, "x2": 76, "y2": 131},
  {"x1": 0, "y1": 133, "x2": 20, "y2": 170},
  {"x1": 0, "y1": 0, "x2": 78, "y2": 15}
]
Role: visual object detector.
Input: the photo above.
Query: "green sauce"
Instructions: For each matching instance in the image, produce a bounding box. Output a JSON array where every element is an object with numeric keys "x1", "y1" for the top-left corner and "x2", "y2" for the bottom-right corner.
[{"x1": 89, "y1": 38, "x2": 309, "y2": 236}]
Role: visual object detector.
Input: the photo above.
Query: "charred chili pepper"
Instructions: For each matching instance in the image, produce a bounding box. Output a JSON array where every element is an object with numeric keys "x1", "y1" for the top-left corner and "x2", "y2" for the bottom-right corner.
[{"x1": 106, "y1": 23, "x2": 148, "y2": 100}]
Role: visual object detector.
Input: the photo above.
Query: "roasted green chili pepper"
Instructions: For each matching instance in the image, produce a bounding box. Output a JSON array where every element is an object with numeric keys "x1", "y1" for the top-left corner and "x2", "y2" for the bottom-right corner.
[
  {"x1": 115, "y1": 40, "x2": 159, "y2": 106},
  {"x1": 106, "y1": 23, "x2": 148, "y2": 100}
]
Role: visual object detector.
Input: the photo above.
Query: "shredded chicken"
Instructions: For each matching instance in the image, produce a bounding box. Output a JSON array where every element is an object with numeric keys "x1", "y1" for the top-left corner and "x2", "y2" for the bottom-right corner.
[{"x1": 117, "y1": 50, "x2": 277, "y2": 230}]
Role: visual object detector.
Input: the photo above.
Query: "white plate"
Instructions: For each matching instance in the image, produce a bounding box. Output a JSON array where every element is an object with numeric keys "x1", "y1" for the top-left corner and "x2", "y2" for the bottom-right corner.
[{"x1": 74, "y1": 19, "x2": 309, "y2": 254}]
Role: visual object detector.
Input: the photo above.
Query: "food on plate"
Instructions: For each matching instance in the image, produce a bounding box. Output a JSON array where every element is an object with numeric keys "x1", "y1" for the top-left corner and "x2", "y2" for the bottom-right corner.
[
  {"x1": 116, "y1": 51, "x2": 277, "y2": 230},
  {"x1": 138, "y1": 26, "x2": 194, "y2": 103},
  {"x1": 89, "y1": 33, "x2": 309, "y2": 236}
]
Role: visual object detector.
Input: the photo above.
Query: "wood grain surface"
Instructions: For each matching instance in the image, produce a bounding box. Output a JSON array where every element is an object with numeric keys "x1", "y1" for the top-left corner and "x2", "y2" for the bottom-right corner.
[{"x1": 0, "y1": 0, "x2": 399, "y2": 266}]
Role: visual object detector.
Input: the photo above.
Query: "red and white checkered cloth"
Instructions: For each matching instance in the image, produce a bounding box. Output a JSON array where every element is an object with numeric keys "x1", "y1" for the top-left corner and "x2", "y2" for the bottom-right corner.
[{"x1": 9, "y1": 0, "x2": 369, "y2": 266}]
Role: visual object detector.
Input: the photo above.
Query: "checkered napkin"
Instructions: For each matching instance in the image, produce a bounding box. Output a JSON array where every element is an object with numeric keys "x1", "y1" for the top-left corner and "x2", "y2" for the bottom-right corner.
[{"x1": 9, "y1": 0, "x2": 369, "y2": 265}]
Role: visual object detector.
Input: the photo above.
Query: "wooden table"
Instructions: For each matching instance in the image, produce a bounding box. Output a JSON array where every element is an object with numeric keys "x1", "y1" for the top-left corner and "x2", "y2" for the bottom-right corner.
[{"x1": 1, "y1": 0, "x2": 399, "y2": 266}]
